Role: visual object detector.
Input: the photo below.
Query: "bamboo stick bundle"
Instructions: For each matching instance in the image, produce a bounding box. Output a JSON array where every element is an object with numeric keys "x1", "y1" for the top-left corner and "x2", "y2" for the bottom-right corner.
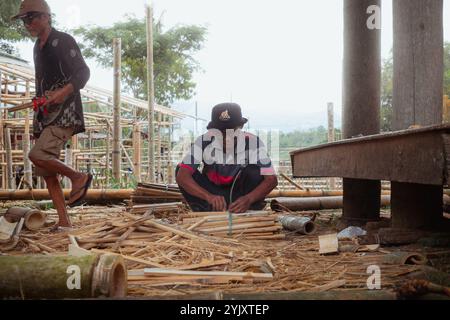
[
  {"x1": 128, "y1": 202, "x2": 184, "y2": 214},
  {"x1": 178, "y1": 211, "x2": 285, "y2": 240}
]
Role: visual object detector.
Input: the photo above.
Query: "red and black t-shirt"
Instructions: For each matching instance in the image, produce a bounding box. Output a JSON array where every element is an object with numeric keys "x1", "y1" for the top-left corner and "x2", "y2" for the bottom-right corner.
[{"x1": 178, "y1": 129, "x2": 275, "y2": 186}]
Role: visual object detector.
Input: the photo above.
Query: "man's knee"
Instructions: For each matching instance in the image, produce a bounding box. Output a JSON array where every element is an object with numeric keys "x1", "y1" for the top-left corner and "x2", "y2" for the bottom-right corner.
[{"x1": 28, "y1": 148, "x2": 39, "y2": 163}]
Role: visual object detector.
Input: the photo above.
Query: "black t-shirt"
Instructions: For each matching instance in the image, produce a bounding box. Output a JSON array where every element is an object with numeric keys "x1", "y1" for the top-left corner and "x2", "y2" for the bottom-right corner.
[{"x1": 33, "y1": 28, "x2": 90, "y2": 138}]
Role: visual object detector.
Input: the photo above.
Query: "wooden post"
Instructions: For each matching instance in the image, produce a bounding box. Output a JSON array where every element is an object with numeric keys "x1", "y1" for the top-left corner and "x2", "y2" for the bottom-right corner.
[
  {"x1": 105, "y1": 121, "x2": 110, "y2": 187},
  {"x1": 112, "y1": 38, "x2": 122, "y2": 182},
  {"x1": 87, "y1": 130, "x2": 92, "y2": 174},
  {"x1": 5, "y1": 127, "x2": 14, "y2": 189},
  {"x1": 342, "y1": 0, "x2": 381, "y2": 226},
  {"x1": 168, "y1": 115, "x2": 174, "y2": 184},
  {"x1": 392, "y1": 0, "x2": 444, "y2": 229},
  {"x1": 157, "y1": 112, "x2": 162, "y2": 182},
  {"x1": 146, "y1": 4, "x2": 155, "y2": 183},
  {"x1": 23, "y1": 109, "x2": 32, "y2": 188},
  {"x1": 64, "y1": 144, "x2": 73, "y2": 189},
  {"x1": 23, "y1": 81, "x2": 32, "y2": 188},
  {"x1": 0, "y1": 70, "x2": 3, "y2": 189},
  {"x1": 327, "y1": 102, "x2": 336, "y2": 190},
  {"x1": 133, "y1": 123, "x2": 141, "y2": 182}
]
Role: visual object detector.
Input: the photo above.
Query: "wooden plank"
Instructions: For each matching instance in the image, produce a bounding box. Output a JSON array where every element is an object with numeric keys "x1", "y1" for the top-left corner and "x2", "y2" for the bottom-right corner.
[
  {"x1": 143, "y1": 268, "x2": 273, "y2": 280},
  {"x1": 319, "y1": 234, "x2": 339, "y2": 255},
  {"x1": 291, "y1": 126, "x2": 448, "y2": 185}
]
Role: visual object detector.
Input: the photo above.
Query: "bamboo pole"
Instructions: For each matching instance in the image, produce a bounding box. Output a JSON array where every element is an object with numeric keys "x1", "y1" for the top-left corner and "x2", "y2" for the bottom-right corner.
[
  {"x1": 327, "y1": 102, "x2": 336, "y2": 189},
  {"x1": 0, "y1": 71, "x2": 4, "y2": 190},
  {"x1": 105, "y1": 121, "x2": 110, "y2": 187},
  {"x1": 5, "y1": 127, "x2": 14, "y2": 189},
  {"x1": 23, "y1": 81, "x2": 32, "y2": 188},
  {"x1": 0, "y1": 189, "x2": 133, "y2": 201},
  {"x1": 133, "y1": 123, "x2": 141, "y2": 182},
  {"x1": 146, "y1": 4, "x2": 155, "y2": 183},
  {"x1": 166, "y1": 114, "x2": 173, "y2": 184},
  {"x1": 64, "y1": 144, "x2": 73, "y2": 189},
  {"x1": 0, "y1": 254, "x2": 127, "y2": 299},
  {"x1": 112, "y1": 38, "x2": 122, "y2": 181},
  {"x1": 157, "y1": 111, "x2": 162, "y2": 182}
]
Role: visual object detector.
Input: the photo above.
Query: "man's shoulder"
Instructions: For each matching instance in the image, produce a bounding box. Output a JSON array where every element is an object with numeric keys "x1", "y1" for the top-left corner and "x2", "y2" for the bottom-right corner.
[{"x1": 53, "y1": 29, "x2": 76, "y2": 42}]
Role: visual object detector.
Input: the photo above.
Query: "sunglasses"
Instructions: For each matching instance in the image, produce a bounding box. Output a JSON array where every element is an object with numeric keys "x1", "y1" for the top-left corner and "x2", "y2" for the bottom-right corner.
[{"x1": 21, "y1": 12, "x2": 43, "y2": 25}]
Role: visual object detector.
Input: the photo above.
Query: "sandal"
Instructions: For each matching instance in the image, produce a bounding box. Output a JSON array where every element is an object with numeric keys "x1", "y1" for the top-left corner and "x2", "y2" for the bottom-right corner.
[{"x1": 67, "y1": 174, "x2": 93, "y2": 208}]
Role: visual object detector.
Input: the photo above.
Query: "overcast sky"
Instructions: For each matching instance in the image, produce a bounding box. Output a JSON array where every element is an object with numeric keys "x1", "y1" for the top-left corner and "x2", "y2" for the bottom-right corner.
[{"x1": 16, "y1": 0, "x2": 450, "y2": 132}]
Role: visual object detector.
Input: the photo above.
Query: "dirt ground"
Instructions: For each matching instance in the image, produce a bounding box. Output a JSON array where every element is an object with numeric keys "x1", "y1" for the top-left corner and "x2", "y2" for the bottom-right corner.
[{"x1": 1, "y1": 201, "x2": 450, "y2": 299}]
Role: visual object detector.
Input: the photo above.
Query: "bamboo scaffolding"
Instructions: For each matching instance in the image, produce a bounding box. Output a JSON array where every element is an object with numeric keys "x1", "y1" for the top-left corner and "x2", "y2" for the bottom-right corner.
[{"x1": 0, "y1": 62, "x2": 183, "y2": 189}]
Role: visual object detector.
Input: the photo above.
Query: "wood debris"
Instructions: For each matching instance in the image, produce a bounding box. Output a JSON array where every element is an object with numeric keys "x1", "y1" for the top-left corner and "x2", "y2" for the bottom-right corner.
[{"x1": 2, "y1": 205, "x2": 447, "y2": 298}]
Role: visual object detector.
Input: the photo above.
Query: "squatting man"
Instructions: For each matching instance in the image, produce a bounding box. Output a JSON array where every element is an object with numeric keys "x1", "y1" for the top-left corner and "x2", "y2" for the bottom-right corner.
[{"x1": 176, "y1": 103, "x2": 278, "y2": 213}]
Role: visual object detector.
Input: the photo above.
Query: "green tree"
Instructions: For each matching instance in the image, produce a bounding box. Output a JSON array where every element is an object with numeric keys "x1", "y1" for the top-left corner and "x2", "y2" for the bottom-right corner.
[
  {"x1": 74, "y1": 15, "x2": 207, "y2": 106},
  {"x1": 0, "y1": 0, "x2": 29, "y2": 54}
]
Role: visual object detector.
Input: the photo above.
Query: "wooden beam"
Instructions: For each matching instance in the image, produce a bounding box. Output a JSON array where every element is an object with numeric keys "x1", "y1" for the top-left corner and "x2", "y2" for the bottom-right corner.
[{"x1": 291, "y1": 125, "x2": 449, "y2": 186}]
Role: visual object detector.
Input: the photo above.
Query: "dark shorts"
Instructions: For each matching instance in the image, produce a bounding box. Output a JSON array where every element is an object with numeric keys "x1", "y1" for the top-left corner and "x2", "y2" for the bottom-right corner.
[{"x1": 29, "y1": 126, "x2": 73, "y2": 177}]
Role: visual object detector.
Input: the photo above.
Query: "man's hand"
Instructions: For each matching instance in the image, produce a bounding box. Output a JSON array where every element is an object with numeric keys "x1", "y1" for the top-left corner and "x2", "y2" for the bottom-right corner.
[
  {"x1": 44, "y1": 84, "x2": 74, "y2": 106},
  {"x1": 229, "y1": 195, "x2": 252, "y2": 213},
  {"x1": 206, "y1": 194, "x2": 227, "y2": 212}
]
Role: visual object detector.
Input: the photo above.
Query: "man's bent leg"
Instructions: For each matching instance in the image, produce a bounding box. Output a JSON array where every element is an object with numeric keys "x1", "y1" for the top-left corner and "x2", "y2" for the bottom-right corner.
[
  {"x1": 29, "y1": 126, "x2": 89, "y2": 202},
  {"x1": 178, "y1": 169, "x2": 228, "y2": 212},
  {"x1": 44, "y1": 175, "x2": 72, "y2": 227},
  {"x1": 232, "y1": 165, "x2": 266, "y2": 210}
]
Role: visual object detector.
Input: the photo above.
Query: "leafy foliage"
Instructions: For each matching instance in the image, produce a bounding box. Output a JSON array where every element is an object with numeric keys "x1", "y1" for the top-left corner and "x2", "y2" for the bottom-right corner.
[
  {"x1": 74, "y1": 15, "x2": 207, "y2": 106},
  {"x1": 0, "y1": 0, "x2": 30, "y2": 54}
]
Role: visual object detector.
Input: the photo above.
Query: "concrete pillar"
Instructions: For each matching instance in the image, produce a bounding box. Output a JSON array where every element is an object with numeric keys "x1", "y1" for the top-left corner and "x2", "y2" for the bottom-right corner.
[
  {"x1": 342, "y1": 0, "x2": 381, "y2": 226},
  {"x1": 392, "y1": 0, "x2": 444, "y2": 230}
]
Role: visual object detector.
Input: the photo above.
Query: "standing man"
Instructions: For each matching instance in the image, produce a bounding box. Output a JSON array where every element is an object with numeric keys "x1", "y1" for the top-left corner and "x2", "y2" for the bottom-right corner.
[
  {"x1": 176, "y1": 103, "x2": 278, "y2": 213},
  {"x1": 12, "y1": 0, "x2": 92, "y2": 230}
]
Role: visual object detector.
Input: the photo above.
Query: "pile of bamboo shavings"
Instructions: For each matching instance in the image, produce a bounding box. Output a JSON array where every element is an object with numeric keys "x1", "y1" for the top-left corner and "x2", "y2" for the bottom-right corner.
[{"x1": 5, "y1": 207, "x2": 445, "y2": 298}]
